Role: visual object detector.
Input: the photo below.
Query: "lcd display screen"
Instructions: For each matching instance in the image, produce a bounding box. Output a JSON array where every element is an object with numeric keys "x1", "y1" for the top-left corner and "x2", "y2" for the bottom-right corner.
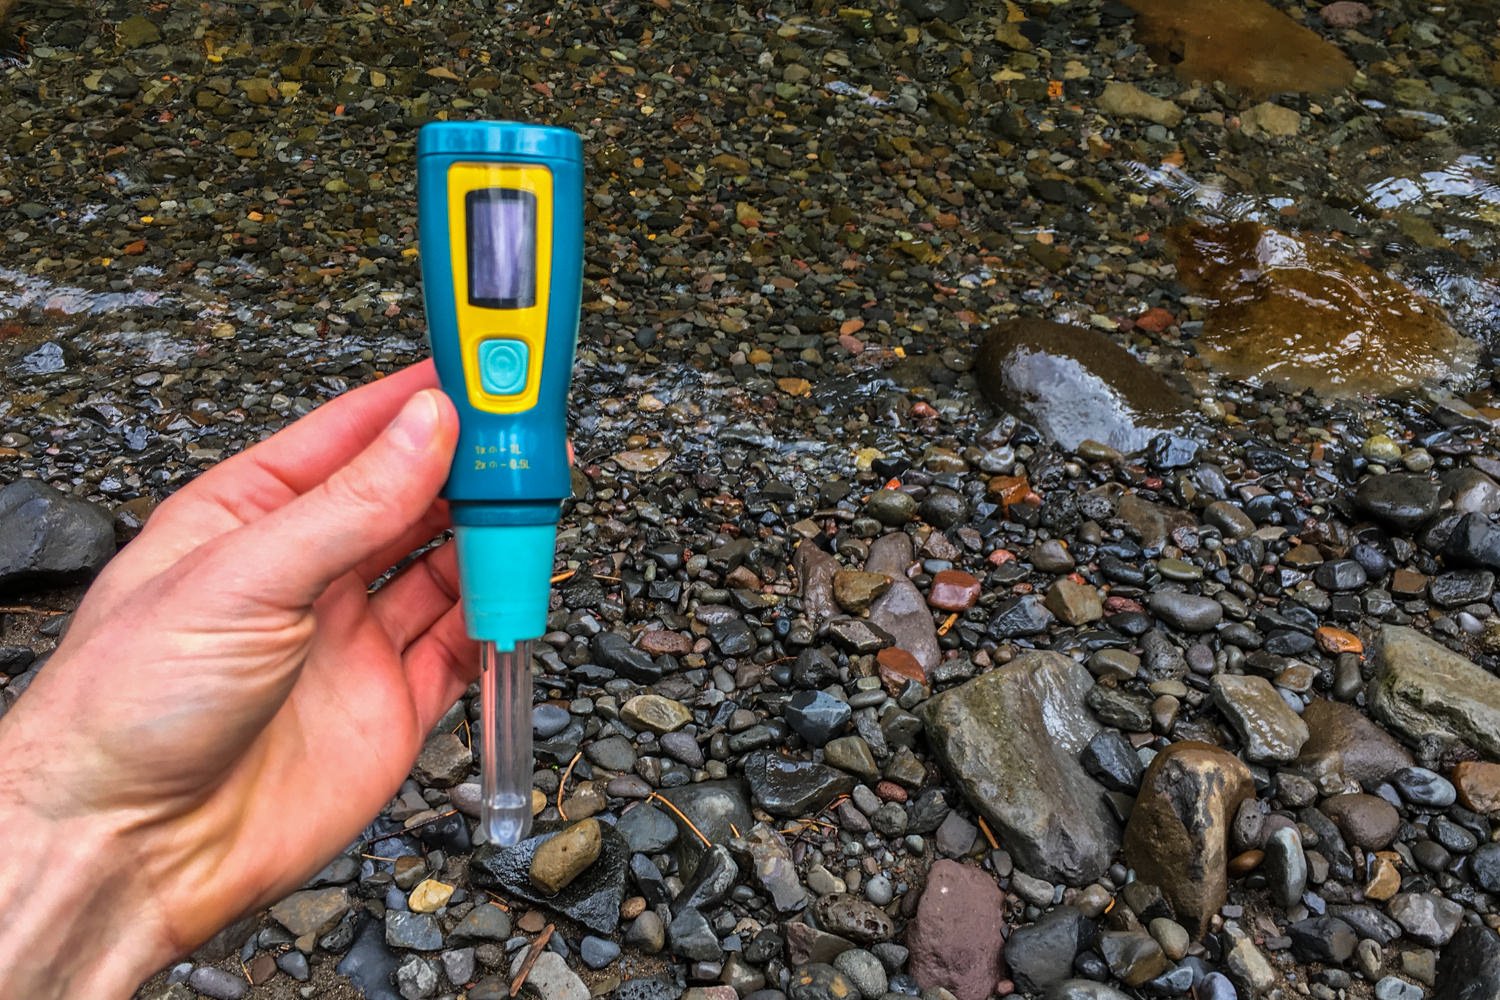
[{"x1": 466, "y1": 188, "x2": 537, "y2": 309}]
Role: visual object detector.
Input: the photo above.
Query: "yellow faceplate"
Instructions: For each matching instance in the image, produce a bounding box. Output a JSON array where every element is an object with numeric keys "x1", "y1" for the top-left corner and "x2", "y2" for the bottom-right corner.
[{"x1": 447, "y1": 161, "x2": 553, "y2": 414}]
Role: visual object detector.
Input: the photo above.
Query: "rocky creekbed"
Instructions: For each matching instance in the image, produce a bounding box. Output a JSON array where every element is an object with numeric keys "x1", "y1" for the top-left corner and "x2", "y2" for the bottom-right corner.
[{"x1": 5, "y1": 1, "x2": 1500, "y2": 1000}]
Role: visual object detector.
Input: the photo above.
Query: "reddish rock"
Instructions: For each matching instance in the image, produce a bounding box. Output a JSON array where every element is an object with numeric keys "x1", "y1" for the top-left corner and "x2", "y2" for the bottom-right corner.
[
  {"x1": 907, "y1": 860, "x2": 1007, "y2": 1000},
  {"x1": 1454, "y1": 761, "x2": 1500, "y2": 814},
  {"x1": 876, "y1": 780, "x2": 909, "y2": 803},
  {"x1": 639, "y1": 629, "x2": 693, "y2": 656},
  {"x1": 987, "y1": 474, "x2": 1032, "y2": 508},
  {"x1": 1320, "y1": 1, "x2": 1371, "y2": 27},
  {"x1": 1105, "y1": 595, "x2": 1145, "y2": 615},
  {"x1": 1135, "y1": 307, "x2": 1176, "y2": 332},
  {"x1": 878, "y1": 647, "x2": 928, "y2": 693},
  {"x1": 929, "y1": 569, "x2": 982, "y2": 611}
]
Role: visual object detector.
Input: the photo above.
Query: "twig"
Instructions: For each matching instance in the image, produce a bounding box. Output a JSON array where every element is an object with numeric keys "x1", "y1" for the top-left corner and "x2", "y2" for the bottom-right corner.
[
  {"x1": 729, "y1": 822, "x2": 741, "y2": 839},
  {"x1": 508, "y1": 923, "x2": 555, "y2": 998},
  {"x1": 550, "y1": 570, "x2": 576, "y2": 584},
  {"x1": 937, "y1": 612, "x2": 958, "y2": 636},
  {"x1": 647, "y1": 791, "x2": 712, "y2": 848},
  {"x1": 977, "y1": 815, "x2": 1000, "y2": 850},
  {"x1": 360, "y1": 853, "x2": 399, "y2": 863},
  {"x1": 0, "y1": 605, "x2": 66, "y2": 615},
  {"x1": 557, "y1": 751, "x2": 583, "y2": 820}
]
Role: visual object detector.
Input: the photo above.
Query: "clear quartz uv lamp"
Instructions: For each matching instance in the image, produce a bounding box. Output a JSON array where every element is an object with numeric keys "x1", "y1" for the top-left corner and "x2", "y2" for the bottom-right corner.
[{"x1": 417, "y1": 121, "x2": 583, "y2": 846}]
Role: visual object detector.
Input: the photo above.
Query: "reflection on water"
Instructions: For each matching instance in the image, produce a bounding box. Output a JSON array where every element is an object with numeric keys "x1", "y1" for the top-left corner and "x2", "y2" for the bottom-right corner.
[
  {"x1": 1366, "y1": 154, "x2": 1500, "y2": 223},
  {"x1": 1171, "y1": 220, "x2": 1479, "y2": 396}
]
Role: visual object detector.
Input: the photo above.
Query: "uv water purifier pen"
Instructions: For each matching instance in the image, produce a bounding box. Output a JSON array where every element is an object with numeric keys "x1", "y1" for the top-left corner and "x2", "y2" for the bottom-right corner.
[{"x1": 417, "y1": 121, "x2": 583, "y2": 846}]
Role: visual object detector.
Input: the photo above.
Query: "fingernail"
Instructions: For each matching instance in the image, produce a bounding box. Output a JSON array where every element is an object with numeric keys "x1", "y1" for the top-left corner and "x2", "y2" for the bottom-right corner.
[{"x1": 387, "y1": 390, "x2": 441, "y2": 451}]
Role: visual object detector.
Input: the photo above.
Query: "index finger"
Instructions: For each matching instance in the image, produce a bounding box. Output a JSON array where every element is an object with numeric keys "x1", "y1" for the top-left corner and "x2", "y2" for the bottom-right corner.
[{"x1": 190, "y1": 360, "x2": 442, "y2": 506}]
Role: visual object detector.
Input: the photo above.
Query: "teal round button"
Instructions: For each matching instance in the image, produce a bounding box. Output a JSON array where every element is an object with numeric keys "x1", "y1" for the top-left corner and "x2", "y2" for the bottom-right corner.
[{"x1": 478, "y1": 339, "x2": 528, "y2": 396}]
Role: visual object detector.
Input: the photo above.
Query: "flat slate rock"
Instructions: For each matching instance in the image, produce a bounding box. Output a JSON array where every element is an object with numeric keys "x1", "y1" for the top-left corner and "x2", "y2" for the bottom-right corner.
[
  {"x1": 469, "y1": 820, "x2": 629, "y2": 934},
  {"x1": 922, "y1": 652, "x2": 1117, "y2": 885}
]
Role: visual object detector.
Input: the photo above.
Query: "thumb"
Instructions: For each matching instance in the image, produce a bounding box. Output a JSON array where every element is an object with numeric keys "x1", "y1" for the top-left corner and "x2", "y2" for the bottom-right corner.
[{"x1": 216, "y1": 388, "x2": 458, "y2": 608}]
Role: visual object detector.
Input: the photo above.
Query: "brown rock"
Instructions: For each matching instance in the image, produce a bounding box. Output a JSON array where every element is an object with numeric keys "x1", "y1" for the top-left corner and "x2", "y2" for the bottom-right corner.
[
  {"x1": 1118, "y1": 493, "x2": 1198, "y2": 550},
  {"x1": 1172, "y1": 219, "x2": 1475, "y2": 395},
  {"x1": 906, "y1": 860, "x2": 1007, "y2": 1000},
  {"x1": 1298, "y1": 699, "x2": 1413, "y2": 786},
  {"x1": 638, "y1": 629, "x2": 693, "y2": 656},
  {"x1": 1228, "y1": 850, "x2": 1264, "y2": 877},
  {"x1": 833, "y1": 569, "x2": 893, "y2": 614},
  {"x1": 877, "y1": 647, "x2": 927, "y2": 692},
  {"x1": 1320, "y1": 1, "x2": 1372, "y2": 28},
  {"x1": 1321, "y1": 793, "x2": 1400, "y2": 850},
  {"x1": 1124, "y1": 0, "x2": 1355, "y2": 95},
  {"x1": 1454, "y1": 761, "x2": 1500, "y2": 814},
  {"x1": 1123, "y1": 741, "x2": 1255, "y2": 939},
  {"x1": 1392, "y1": 569, "x2": 1429, "y2": 597},
  {"x1": 530, "y1": 818, "x2": 602, "y2": 895},
  {"x1": 1044, "y1": 578, "x2": 1104, "y2": 625},
  {"x1": 269, "y1": 887, "x2": 351, "y2": 939},
  {"x1": 929, "y1": 569, "x2": 982, "y2": 611},
  {"x1": 795, "y1": 540, "x2": 839, "y2": 624},
  {"x1": 1366, "y1": 854, "x2": 1401, "y2": 901}
]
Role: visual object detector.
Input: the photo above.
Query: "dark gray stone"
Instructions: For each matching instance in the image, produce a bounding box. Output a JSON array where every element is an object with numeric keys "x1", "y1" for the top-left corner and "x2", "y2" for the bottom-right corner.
[
  {"x1": 468, "y1": 820, "x2": 629, "y2": 934},
  {"x1": 1432, "y1": 925, "x2": 1500, "y2": 1000},
  {"x1": 744, "y1": 751, "x2": 854, "y2": 817},
  {"x1": 1006, "y1": 906, "x2": 1095, "y2": 993},
  {"x1": 591, "y1": 631, "x2": 662, "y2": 682},
  {"x1": 784, "y1": 690, "x2": 852, "y2": 746},
  {"x1": 186, "y1": 968, "x2": 248, "y2": 1000},
  {"x1": 1355, "y1": 475, "x2": 1443, "y2": 530},
  {"x1": 0, "y1": 480, "x2": 116, "y2": 591},
  {"x1": 617, "y1": 803, "x2": 679, "y2": 854},
  {"x1": 922, "y1": 652, "x2": 1116, "y2": 885}
]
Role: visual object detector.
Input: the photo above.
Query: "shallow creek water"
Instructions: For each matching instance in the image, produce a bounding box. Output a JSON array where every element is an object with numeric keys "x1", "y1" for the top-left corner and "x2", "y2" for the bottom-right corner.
[{"x1": 1, "y1": 0, "x2": 1498, "y2": 488}]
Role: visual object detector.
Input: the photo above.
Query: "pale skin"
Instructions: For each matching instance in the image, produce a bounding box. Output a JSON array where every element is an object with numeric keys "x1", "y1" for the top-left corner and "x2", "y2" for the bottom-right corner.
[{"x1": 0, "y1": 361, "x2": 477, "y2": 998}]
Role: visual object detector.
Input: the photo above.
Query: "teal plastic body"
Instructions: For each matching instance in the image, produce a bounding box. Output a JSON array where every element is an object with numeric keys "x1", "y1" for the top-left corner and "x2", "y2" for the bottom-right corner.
[{"x1": 417, "y1": 121, "x2": 583, "y2": 647}]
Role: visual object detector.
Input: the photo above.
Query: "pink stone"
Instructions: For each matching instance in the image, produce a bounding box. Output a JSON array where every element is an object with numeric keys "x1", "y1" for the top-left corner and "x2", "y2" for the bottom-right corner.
[
  {"x1": 1320, "y1": 1, "x2": 1371, "y2": 28},
  {"x1": 907, "y1": 860, "x2": 1008, "y2": 1000}
]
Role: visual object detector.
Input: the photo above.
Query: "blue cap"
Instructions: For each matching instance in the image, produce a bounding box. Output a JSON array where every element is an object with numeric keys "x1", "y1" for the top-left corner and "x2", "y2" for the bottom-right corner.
[
  {"x1": 417, "y1": 121, "x2": 584, "y2": 163},
  {"x1": 454, "y1": 523, "x2": 557, "y2": 649}
]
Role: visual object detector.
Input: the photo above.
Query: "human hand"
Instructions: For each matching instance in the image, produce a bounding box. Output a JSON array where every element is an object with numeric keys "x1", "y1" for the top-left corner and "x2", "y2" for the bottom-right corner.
[{"x1": 0, "y1": 361, "x2": 476, "y2": 997}]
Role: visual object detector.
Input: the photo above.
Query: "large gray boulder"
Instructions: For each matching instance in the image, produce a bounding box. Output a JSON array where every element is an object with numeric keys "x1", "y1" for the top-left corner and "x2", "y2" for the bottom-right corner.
[{"x1": 921, "y1": 652, "x2": 1118, "y2": 884}]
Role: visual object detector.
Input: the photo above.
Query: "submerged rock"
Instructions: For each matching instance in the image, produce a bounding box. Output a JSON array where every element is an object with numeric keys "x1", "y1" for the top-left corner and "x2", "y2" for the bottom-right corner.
[
  {"x1": 1124, "y1": 742, "x2": 1255, "y2": 938},
  {"x1": 922, "y1": 651, "x2": 1118, "y2": 884},
  {"x1": 972, "y1": 318, "x2": 1189, "y2": 453},
  {"x1": 1124, "y1": 0, "x2": 1355, "y2": 95},
  {"x1": 1172, "y1": 220, "x2": 1477, "y2": 395}
]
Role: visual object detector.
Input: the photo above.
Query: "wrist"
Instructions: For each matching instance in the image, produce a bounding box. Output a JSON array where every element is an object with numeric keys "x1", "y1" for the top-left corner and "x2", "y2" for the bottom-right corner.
[{"x1": 0, "y1": 771, "x2": 172, "y2": 998}]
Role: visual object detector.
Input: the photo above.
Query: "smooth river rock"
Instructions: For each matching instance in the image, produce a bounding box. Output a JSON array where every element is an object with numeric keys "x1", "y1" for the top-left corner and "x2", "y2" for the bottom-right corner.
[
  {"x1": 922, "y1": 652, "x2": 1118, "y2": 884},
  {"x1": 1124, "y1": 741, "x2": 1255, "y2": 938},
  {"x1": 973, "y1": 318, "x2": 1189, "y2": 453},
  {"x1": 1371, "y1": 626, "x2": 1500, "y2": 759},
  {"x1": 1297, "y1": 699, "x2": 1414, "y2": 785}
]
